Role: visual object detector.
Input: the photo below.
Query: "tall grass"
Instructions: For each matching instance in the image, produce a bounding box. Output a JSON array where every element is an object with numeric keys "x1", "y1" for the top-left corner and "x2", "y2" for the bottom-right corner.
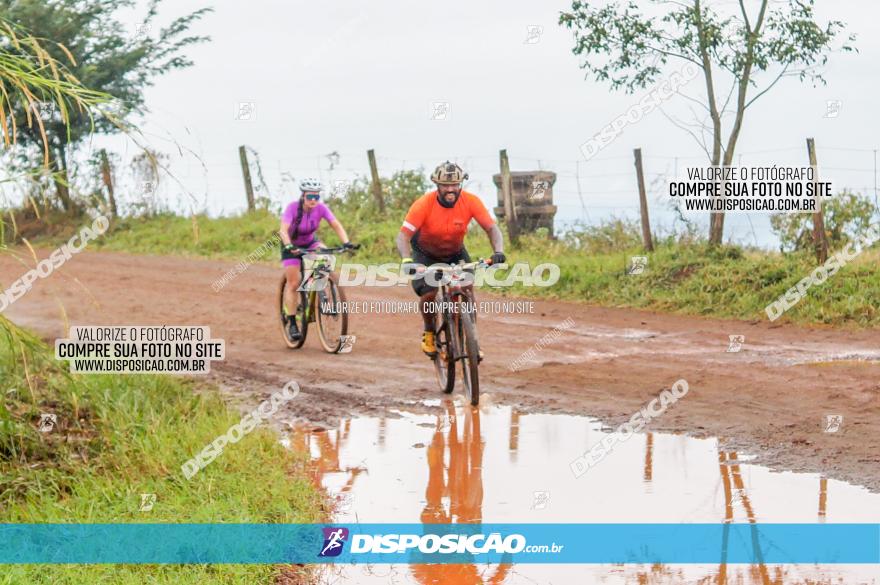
[
  {"x1": 0, "y1": 321, "x2": 323, "y2": 583},
  {"x1": 0, "y1": 18, "x2": 111, "y2": 165}
]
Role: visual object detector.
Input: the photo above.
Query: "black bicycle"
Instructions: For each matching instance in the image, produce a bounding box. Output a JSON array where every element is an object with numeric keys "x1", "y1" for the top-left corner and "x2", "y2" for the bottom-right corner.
[
  {"x1": 279, "y1": 245, "x2": 359, "y2": 353},
  {"x1": 427, "y1": 259, "x2": 492, "y2": 406}
]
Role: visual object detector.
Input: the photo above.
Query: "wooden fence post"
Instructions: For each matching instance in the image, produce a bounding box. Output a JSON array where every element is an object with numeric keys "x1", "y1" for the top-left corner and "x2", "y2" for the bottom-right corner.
[
  {"x1": 499, "y1": 149, "x2": 519, "y2": 244},
  {"x1": 806, "y1": 138, "x2": 829, "y2": 263},
  {"x1": 99, "y1": 149, "x2": 118, "y2": 216},
  {"x1": 367, "y1": 149, "x2": 385, "y2": 213},
  {"x1": 633, "y1": 148, "x2": 654, "y2": 252},
  {"x1": 238, "y1": 145, "x2": 255, "y2": 212}
]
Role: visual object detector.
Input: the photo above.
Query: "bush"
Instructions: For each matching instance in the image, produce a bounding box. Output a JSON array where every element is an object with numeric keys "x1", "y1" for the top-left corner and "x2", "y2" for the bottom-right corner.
[
  {"x1": 560, "y1": 218, "x2": 643, "y2": 253},
  {"x1": 326, "y1": 169, "x2": 430, "y2": 221},
  {"x1": 770, "y1": 189, "x2": 876, "y2": 252}
]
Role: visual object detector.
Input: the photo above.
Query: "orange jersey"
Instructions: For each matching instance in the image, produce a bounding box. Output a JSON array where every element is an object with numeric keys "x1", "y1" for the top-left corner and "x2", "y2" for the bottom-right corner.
[{"x1": 400, "y1": 191, "x2": 495, "y2": 258}]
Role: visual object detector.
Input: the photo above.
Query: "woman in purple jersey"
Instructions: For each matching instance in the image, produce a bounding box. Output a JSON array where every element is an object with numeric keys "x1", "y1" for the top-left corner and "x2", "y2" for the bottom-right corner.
[{"x1": 279, "y1": 178, "x2": 354, "y2": 340}]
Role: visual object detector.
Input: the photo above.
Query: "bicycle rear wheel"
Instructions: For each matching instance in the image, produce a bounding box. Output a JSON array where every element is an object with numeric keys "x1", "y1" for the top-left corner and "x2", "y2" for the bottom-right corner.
[
  {"x1": 457, "y1": 307, "x2": 480, "y2": 406},
  {"x1": 279, "y1": 275, "x2": 308, "y2": 349},
  {"x1": 433, "y1": 317, "x2": 455, "y2": 393},
  {"x1": 316, "y1": 273, "x2": 348, "y2": 353}
]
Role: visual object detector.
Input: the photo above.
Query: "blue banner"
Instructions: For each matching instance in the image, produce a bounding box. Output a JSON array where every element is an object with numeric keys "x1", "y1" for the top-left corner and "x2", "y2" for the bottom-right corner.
[{"x1": 1, "y1": 523, "x2": 877, "y2": 564}]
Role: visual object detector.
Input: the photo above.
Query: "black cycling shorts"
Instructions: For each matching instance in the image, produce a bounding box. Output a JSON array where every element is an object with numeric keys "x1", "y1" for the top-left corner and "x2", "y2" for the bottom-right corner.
[
  {"x1": 280, "y1": 239, "x2": 318, "y2": 267},
  {"x1": 410, "y1": 247, "x2": 472, "y2": 297}
]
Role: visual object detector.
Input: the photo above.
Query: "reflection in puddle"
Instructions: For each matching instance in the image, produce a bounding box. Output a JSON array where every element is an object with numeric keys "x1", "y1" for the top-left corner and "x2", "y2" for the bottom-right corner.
[{"x1": 288, "y1": 402, "x2": 879, "y2": 584}]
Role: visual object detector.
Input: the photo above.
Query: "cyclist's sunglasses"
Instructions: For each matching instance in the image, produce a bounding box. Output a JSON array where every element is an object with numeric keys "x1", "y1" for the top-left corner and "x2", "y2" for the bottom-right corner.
[{"x1": 304, "y1": 193, "x2": 321, "y2": 201}]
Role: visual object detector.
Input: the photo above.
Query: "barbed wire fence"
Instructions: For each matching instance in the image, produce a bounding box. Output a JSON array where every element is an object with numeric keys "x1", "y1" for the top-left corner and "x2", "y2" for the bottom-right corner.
[
  {"x1": 219, "y1": 143, "x2": 878, "y2": 248},
  {"x1": 6, "y1": 142, "x2": 874, "y2": 250}
]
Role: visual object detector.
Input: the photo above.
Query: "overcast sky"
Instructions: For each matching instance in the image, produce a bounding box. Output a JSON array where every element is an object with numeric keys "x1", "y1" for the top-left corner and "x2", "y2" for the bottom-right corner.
[{"x1": 92, "y1": 0, "x2": 879, "y2": 247}]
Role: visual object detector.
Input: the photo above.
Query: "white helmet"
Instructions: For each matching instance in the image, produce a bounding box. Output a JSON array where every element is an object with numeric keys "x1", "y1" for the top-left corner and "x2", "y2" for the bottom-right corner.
[{"x1": 298, "y1": 178, "x2": 323, "y2": 193}]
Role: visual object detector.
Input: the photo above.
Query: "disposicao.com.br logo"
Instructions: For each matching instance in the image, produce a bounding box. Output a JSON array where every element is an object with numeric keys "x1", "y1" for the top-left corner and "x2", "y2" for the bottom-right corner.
[
  {"x1": 328, "y1": 530, "x2": 562, "y2": 555},
  {"x1": 351, "y1": 532, "x2": 528, "y2": 554}
]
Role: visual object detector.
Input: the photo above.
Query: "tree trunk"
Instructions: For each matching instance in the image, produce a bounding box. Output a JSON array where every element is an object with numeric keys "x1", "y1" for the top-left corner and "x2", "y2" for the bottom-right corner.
[
  {"x1": 633, "y1": 148, "x2": 654, "y2": 252},
  {"x1": 499, "y1": 149, "x2": 519, "y2": 244},
  {"x1": 711, "y1": 148, "x2": 740, "y2": 245},
  {"x1": 709, "y1": 0, "x2": 769, "y2": 246},
  {"x1": 99, "y1": 149, "x2": 118, "y2": 216},
  {"x1": 367, "y1": 149, "x2": 385, "y2": 213},
  {"x1": 694, "y1": 0, "x2": 726, "y2": 246},
  {"x1": 708, "y1": 147, "x2": 724, "y2": 244}
]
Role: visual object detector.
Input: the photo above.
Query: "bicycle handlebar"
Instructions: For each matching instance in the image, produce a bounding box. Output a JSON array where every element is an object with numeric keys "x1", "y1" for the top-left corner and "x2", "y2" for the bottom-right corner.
[
  {"x1": 287, "y1": 243, "x2": 360, "y2": 256},
  {"x1": 425, "y1": 258, "x2": 497, "y2": 272}
]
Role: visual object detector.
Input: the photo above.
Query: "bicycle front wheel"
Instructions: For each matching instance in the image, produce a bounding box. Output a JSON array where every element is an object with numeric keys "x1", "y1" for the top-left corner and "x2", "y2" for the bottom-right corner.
[
  {"x1": 433, "y1": 317, "x2": 455, "y2": 394},
  {"x1": 316, "y1": 273, "x2": 348, "y2": 353},
  {"x1": 457, "y1": 309, "x2": 480, "y2": 406}
]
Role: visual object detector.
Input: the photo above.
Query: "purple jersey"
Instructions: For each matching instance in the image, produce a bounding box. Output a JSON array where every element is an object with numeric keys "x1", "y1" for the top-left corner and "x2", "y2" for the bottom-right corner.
[{"x1": 281, "y1": 200, "x2": 336, "y2": 246}]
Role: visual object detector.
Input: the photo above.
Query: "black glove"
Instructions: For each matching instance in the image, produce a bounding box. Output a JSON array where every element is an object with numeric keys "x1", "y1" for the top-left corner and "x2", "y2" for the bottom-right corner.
[
  {"x1": 490, "y1": 251, "x2": 507, "y2": 265},
  {"x1": 283, "y1": 244, "x2": 303, "y2": 257}
]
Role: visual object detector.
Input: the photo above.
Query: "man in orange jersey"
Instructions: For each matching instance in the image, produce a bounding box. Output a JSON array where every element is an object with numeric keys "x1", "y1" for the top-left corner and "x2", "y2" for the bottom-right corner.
[{"x1": 396, "y1": 161, "x2": 505, "y2": 355}]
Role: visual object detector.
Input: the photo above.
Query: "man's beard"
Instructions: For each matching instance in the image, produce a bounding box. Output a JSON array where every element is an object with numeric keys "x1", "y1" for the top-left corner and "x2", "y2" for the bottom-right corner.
[{"x1": 437, "y1": 190, "x2": 460, "y2": 208}]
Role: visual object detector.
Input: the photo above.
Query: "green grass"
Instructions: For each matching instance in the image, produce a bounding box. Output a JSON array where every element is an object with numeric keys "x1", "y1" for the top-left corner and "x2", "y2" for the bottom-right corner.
[
  {"x1": 15, "y1": 207, "x2": 880, "y2": 327},
  {"x1": 508, "y1": 234, "x2": 880, "y2": 325},
  {"x1": 0, "y1": 318, "x2": 323, "y2": 584}
]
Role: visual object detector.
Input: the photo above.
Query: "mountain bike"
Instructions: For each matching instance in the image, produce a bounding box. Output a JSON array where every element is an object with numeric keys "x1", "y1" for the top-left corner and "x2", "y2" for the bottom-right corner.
[
  {"x1": 427, "y1": 259, "x2": 492, "y2": 406},
  {"x1": 279, "y1": 245, "x2": 359, "y2": 353}
]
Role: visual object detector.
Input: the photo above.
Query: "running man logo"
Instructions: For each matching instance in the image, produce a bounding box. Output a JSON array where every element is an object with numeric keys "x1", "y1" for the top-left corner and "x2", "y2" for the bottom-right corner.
[
  {"x1": 727, "y1": 335, "x2": 745, "y2": 353},
  {"x1": 627, "y1": 256, "x2": 648, "y2": 275},
  {"x1": 139, "y1": 493, "x2": 156, "y2": 512},
  {"x1": 318, "y1": 527, "x2": 349, "y2": 557},
  {"x1": 530, "y1": 180, "x2": 549, "y2": 200},
  {"x1": 38, "y1": 413, "x2": 57, "y2": 433},
  {"x1": 824, "y1": 414, "x2": 843, "y2": 433},
  {"x1": 430, "y1": 101, "x2": 450, "y2": 120},
  {"x1": 338, "y1": 335, "x2": 356, "y2": 354}
]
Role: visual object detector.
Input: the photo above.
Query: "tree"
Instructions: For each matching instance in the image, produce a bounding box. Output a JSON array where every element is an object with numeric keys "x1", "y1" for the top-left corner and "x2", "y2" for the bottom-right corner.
[
  {"x1": 2, "y1": 0, "x2": 212, "y2": 213},
  {"x1": 560, "y1": 0, "x2": 855, "y2": 244}
]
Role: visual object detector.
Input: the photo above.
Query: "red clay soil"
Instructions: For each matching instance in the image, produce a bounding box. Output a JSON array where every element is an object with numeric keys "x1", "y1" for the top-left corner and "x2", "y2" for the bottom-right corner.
[{"x1": 1, "y1": 250, "x2": 878, "y2": 491}]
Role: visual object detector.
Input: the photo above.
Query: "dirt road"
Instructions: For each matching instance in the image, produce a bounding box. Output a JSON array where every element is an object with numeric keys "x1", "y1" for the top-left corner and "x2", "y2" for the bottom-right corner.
[{"x1": 2, "y1": 250, "x2": 878, "y2": 491}]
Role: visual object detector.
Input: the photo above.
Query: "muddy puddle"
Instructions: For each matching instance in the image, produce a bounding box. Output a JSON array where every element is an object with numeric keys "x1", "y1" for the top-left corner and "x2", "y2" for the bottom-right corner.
[{"x1": 286, "y1": 400, "x2": 879, "y2": 584}]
